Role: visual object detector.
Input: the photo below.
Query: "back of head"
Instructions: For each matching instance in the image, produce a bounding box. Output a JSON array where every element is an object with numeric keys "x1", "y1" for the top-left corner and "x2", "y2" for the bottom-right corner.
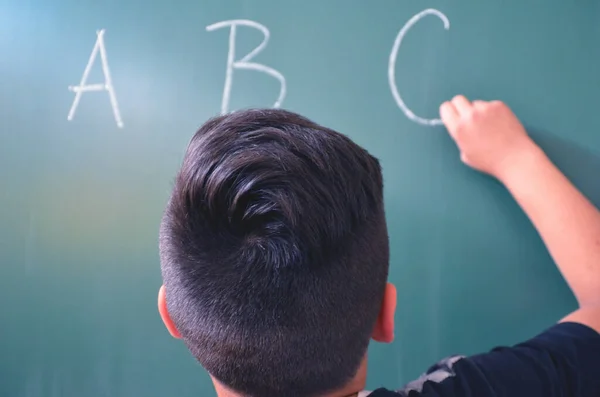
[{"x1": 159, "y1": 109, "x2": 389, "y2": 397}]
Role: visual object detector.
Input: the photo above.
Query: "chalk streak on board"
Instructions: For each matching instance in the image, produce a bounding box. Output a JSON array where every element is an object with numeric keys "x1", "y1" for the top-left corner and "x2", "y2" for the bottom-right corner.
[
  {"x1": 67, "y1": 29, "x2": 124, "y2": 128},
  {"x1": 389, "y1": 9, "x2": 450, "y2": 127},
  {"x1": 207, "y1": 20, "x2": 287, "y2": 115}
]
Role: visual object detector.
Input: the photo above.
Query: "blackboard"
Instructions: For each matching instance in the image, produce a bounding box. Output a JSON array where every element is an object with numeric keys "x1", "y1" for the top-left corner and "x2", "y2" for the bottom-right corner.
[{"x1": 2, "y1": 1, "x2": 600, "y2": 395}]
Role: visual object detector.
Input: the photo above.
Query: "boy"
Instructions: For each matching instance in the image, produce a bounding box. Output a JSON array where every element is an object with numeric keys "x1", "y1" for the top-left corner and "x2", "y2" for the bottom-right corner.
[{"x1": 157, "y1": 96, "x2": 600, "y2": 396}]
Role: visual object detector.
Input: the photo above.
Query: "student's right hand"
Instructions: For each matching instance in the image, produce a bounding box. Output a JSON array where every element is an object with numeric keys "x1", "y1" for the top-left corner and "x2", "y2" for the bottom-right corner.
[
  {"x1": 441, "y1": 95, "x2": 600, "y2": 335},
  {"x1": 439, "y1": 95, "x2": 536, "y2": 181}
]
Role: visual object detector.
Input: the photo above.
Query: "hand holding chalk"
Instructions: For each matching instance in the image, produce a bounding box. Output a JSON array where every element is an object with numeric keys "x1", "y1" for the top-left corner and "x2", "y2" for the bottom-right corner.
[{"x1": 439, "y1": 96, "x2": 536, "y2": 182}]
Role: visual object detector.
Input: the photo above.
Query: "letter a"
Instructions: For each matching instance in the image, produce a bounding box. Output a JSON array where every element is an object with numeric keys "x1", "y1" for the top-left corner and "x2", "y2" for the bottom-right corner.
[
  {"x1": 68, "y1": 29, "x2": 123, "y2": 128},
  {"x1": 389, "y1": 9, "x2": 450, "y2": 126},
  {"x1": 207, "y1": 20, "x2": 286, "y2": 114}
]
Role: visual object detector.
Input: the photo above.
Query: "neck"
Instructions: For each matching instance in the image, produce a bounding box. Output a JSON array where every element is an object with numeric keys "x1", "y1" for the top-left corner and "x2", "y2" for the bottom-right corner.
[
  {"x1": 213, "y1": 355, "x2": 368, "y2": 397},
  {"x1": 213, "y1": 381, "x2": 364, "y2": 397}
]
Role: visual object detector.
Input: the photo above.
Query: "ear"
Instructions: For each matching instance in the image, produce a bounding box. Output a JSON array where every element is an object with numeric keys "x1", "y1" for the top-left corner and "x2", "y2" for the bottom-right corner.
[
  {"x1": 372, "y1": 283, "x2": 396, "y2": 343},
  {"x1": 158, "y1": 285, "x2": 182, "y2": 339}
]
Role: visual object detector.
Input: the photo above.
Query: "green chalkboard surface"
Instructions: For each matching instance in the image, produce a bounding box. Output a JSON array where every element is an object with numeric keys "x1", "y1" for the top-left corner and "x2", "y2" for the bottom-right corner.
[{"x1": 2, "y1": 1, "x2": 600, "y2": 395}]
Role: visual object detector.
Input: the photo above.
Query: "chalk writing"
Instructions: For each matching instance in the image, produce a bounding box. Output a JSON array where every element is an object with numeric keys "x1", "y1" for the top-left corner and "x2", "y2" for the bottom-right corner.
[
  {"x1": 64, "y1": 10, "x2": 453, "y2": 128},
  {"x1": 206, "y1": 20, "x2": 287, "y2": 115},
  {"x1": 67, "y1": 29, "x2": 123, "y2": 128},
  {"x1": 389, "y1": 9, "x2": 450, "y2": 126}
]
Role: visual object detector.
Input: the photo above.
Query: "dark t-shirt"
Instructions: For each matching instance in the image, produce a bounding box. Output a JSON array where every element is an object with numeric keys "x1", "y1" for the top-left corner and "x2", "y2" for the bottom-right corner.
[{"x1": 369, "y1": 322, "x2": 600, "y2": 397}]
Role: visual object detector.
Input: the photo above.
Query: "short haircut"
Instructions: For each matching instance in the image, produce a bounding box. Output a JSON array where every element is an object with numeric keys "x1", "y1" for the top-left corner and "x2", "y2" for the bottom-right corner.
[{"x1": 159, "y1": 109, "x2": 389, "y2": 397}]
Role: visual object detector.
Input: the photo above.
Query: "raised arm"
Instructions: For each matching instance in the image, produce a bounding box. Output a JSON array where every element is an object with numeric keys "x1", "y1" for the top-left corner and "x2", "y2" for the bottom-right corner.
[{"x1": 439, "y1": 96, "x2": 600, "y2": 331}]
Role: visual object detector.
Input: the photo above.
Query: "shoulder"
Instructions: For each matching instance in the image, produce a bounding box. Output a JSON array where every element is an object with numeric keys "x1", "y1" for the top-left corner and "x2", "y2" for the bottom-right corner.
[
  {"x1": 365, "y1": 355, "x2": 468, "y2": 397},
  {"x1": 370, "y1": 322, "x2": 600, "y2": 397}
]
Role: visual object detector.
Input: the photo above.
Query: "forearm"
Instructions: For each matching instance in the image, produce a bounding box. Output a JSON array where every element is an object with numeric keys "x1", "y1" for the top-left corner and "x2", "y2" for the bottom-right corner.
[{"x1": 499, "y1": 143, "x2": 600, "y2": 307}]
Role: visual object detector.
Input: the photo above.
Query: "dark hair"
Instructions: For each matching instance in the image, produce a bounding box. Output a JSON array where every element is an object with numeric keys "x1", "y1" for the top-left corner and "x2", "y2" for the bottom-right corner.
[{"x1": 159, "y1": 109, "x2": 389, "y2": 397}]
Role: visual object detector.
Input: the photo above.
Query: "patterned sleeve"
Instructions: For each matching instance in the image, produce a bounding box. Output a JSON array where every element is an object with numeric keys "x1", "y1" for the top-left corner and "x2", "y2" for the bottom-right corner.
[{"x1": 393, "y1": 322, "x2": 600, "y2": 397}]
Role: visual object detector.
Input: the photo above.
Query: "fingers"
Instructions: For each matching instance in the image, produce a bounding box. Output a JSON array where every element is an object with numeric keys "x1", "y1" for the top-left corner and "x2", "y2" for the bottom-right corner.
[
  {"x1": 472, "y1": 100, "x2": 487, "y2": 110},
  {"x1": 440, "y1": 96, "x2": 495, "y2": 141},
  {"x1": 440, "y1": 95, "x2": 474, "y2": 133},
  {"x1": 452, "y1": 95, "x2": 472, "y2": 114},
  {"x1": 440, "y1": 101, "x2": 459, "y2": 133}
]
